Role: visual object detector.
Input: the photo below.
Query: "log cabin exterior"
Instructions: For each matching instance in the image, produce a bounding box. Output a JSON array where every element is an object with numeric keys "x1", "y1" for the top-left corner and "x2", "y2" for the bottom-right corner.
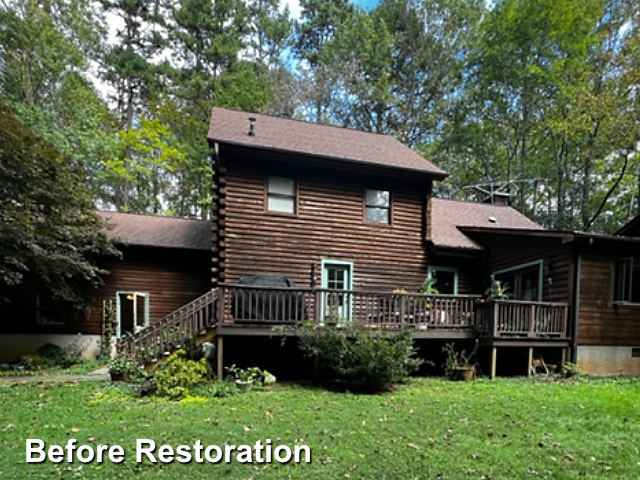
[
  {"x1": 0, "y1": 212, "x2": 211, "y2": 361},
  {"x1": 3, "y1": 107, "x2": 640, "y2": 377},
  {"x1": 200, "y1": 108, "x2": 571, "y2": 378}
]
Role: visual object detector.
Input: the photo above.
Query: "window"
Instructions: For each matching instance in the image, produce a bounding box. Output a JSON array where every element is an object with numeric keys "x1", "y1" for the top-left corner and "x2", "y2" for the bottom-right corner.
[
  {"x1": 365, "y1": 189, "x2": 391, "y2": 223},
  {"x1": 614, "y1": 258, "x2": 640, "y2": 303},
  {"x1": 494, "y1": 260, "x2": 543, "y2": 301},
  {"x1": 36, "y1": 291, "x2": 69, "y2": 325},
  {"x1": 428, "y1": 266, "x2": 458, "y2": 294},
  {"x1": 267, "y1": 176, "x2": 296, "y2": 214}
]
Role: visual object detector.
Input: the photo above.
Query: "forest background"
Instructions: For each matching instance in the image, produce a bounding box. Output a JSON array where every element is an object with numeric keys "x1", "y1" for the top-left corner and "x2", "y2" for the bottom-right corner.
[{"x1": 2, "y1": 0, "x2": 640, "y2": 234}]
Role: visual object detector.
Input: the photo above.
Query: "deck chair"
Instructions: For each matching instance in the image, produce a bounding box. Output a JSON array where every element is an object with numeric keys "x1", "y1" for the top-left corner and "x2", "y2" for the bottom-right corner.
[{"x1": 530, "y1": 354, "x2": 549, "y2": 376}]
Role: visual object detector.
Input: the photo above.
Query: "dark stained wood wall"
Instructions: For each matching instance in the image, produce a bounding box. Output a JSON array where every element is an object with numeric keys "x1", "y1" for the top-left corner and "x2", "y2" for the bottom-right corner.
[
  {"x1": 466, "y1": 233, "x2": 574, "y2": 303},
  {"x1": 578, "y1": 254, "x2": 640, "y2": 346},
  {"x1": 0, "y1": 246, "x2": 211, "y2": 336},
  {"x1": 217, "y1": 147, "x2": 468, "y2": 293}
]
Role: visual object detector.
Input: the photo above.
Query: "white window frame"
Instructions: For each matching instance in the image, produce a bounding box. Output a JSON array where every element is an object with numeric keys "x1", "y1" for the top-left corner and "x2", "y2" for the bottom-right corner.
[{"x1": 115, "y1": 291, "x2": 151, "y2": 338}]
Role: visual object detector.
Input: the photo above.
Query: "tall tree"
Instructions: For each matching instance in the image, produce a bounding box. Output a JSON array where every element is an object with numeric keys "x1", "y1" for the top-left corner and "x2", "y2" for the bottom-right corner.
[
  {"x1": 101, "y1": 0, "x2": 167, "y2": 131},
  {"x1": 294, "y1": 0, "x2": 355, "y2": 123},
  {"x1": 0, "y1": 0, "x2": 117, "y2": 199},
  {"x1": 0, "y1": 101, "x2": 118, "y2": 305}
]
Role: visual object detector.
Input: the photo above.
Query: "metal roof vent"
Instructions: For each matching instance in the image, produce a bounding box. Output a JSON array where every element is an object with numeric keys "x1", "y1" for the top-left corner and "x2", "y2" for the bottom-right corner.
[
  {"x1": 248, "y1": 117, "x2": 256, "y2": 136},
  {"x1": 488, "y1": 216, "x2": 497, "y2": 224}
]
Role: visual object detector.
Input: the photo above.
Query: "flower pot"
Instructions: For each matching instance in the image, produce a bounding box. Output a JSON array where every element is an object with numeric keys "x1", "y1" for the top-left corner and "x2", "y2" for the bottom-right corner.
[
  {"x1": 452, "y1": 366, "x2": 475, "y2": 381},
  {"x1": 235, "y1": 379, "x2": 253, "y2": 392}
]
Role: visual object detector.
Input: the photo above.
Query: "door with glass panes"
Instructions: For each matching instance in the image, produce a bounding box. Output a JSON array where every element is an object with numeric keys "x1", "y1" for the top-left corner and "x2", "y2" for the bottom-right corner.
[{"x1": 321, "y1": 261, "x2": 353, "y2": 324}]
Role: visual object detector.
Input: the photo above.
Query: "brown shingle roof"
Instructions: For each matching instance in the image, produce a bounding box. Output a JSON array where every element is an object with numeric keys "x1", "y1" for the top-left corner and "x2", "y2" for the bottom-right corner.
[
  {"x1": 98, "y1": 211, "x2": 211, "y2": 251},
  {"x1": 208, "y1": 107, "x2": 447, "y2": 177},
  {"x1": 430, "y1": 198, "x2": 542, "y2": 250}
]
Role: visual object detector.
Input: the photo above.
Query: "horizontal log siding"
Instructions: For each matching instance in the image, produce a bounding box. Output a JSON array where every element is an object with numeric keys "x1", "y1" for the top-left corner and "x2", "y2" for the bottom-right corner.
[
  {"x1": 579, "y1": 254, "x2": 640, "y2": 346},
  {"x1": 0, "y1": 247, "x2": 211, "y2": 336},
  {"x1": 221, "y1": 154, "x2": 436, "y2": 292},
  {"x1": 472, "y1": 233, "x2": 573, "y2": 304}
]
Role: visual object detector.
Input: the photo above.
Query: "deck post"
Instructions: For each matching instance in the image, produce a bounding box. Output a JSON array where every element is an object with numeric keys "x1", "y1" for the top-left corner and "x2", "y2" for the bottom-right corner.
[
  {"x1": 314, "y1": 289, "x2": 323, "y2": 325},
  {"x1": 218, "y1": 286, "x2": 226, "y2": 324},
  {"x1": 492, "y1": 303, "x2": 499, "y2": 338},
  {"x1": 528, "y1": 305, "x2": 536, "y2": 337},
  {"x1": 490, "y1": 347, "x2": 497, "y2": 379},
  {"x1": 560, "y1": 347, "x2": 567, "y2": 368},
  {"x1": 216, "y1": 335, "x2": 224, "y2": 379},
  {"x1": 527, "y1": 347, "x2": 534, "y2": 377}
]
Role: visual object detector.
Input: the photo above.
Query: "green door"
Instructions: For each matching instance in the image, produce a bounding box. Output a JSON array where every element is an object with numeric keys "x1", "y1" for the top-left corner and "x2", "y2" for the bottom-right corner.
[{"x1": 321, "y1": 261, "x2": 353, "y2": 324}]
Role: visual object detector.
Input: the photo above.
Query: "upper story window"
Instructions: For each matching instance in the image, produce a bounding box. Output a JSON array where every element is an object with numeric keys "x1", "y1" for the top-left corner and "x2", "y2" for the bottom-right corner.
[
  {"x1": 613, "y1": 257, "x2": 640, "y2": 303},
  {"x1": 267, "y1": 176, "x2": 296, "y2": 214},
  {"x1": 365, "y1": 189, "x2": 390, "y2": 224}
]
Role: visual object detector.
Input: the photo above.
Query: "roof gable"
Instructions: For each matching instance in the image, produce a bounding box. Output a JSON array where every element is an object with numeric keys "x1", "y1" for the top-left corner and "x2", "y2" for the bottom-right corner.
[
  {"x1": 208, "y1": 107, "x2": 447, "y2": 177},
  {"x1": 98, "y1": 211, "x2": 211, "y2": 251},
  {"x1": 430, "y1": 198, "x2": 542, "y2": 250}
]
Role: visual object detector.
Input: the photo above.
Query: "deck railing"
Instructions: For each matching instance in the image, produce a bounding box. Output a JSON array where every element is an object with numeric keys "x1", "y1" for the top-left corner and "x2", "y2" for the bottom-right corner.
[
  {"x1": 219, "y1": 284, "x2": 481, "y2": 330},
  {"x1": 476, "y1": 300, "x2": 569, "y2": 338},
  {"x1": 117, "y1": 289, "x2": 218, "y2": 360},
  {"x1": 118, "y1": 288, "x2": 571, "y2": 360}
]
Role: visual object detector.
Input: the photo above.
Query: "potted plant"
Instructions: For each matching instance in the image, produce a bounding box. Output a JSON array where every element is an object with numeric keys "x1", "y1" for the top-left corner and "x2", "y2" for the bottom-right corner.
[
  {"x1": 421, "y1": 277, "x2": 440, "y2": 295},
  {"x1": 108, "y1": 355, "x2": 142, "y2": 382},
  {"x1": 484, "y1": 276, "x2": 511, "y2": 302},
  {"x1": 442, "y1": 340, "x2": 478, "y2": 381},
  {"x1": 226, "y1": 365, "x2": 262, "y2": 392}
]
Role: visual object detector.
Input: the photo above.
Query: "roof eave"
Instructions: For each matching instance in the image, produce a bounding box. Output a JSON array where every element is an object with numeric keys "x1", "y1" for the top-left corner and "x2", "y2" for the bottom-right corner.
[
  {"x1": 208, "y1": 137, "x2": 449, "y2": 180},
  {"x1": 114, "y1": 240, "x2": 211, "y2": 252}
]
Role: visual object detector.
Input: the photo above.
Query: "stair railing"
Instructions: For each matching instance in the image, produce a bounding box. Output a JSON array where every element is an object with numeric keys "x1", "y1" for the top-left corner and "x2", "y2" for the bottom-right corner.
[{"x1": 117, "y1": 288, "x2": 219, "y2": 361}]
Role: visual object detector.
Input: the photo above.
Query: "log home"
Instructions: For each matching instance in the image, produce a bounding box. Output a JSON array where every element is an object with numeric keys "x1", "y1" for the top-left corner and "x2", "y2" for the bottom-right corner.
[
  {"x1": 129, "y1": 107, "x2": 570, "y2": 378},
  {"x1": 4, "y1": 108, "x2": 640, "y2": 377}
]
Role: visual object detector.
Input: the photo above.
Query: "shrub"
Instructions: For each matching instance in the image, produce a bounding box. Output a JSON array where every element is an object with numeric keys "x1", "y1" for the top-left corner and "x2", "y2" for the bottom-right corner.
[
  {"x1": 108, "y1": 355, "x2": 145, "y2": 379},
  {"x1": 560, "y1": 362, "x2": 580, "y2": 378},
  {"x1": 296, "y1": 324, "x2": 422, "y2": 393},
  {"x1": 153, "y1": 349, "x2": 208, "y2": 399},
  {"x1": 64, "y1": 335, "x2": 90, "y2": 365},
  {"x1": 20, "y1": 355, "x2": 47, "y2": 370},
  {"x1": 191, "y1": 380, "x2": 240, "y2": 398},
  {"x1": 38, "y1": 343, "x2": 71, "y2": 368}
]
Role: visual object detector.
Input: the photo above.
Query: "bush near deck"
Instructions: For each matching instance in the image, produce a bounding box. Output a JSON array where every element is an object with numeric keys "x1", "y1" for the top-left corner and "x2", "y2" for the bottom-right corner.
[{"x1": 1, "y1": 378, "x2": 639, "y2": 479}]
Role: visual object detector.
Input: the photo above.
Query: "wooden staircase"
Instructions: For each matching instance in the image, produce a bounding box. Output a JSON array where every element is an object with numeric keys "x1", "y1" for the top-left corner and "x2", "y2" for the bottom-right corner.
[{"x1": 117, "y1": 288, "x2": 219, "y2": 365}]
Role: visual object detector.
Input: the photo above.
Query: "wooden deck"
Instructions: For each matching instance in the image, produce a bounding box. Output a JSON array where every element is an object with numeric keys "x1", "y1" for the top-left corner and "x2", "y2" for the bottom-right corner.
[{"x1": 117, "y1": 285, "x2": 570, "y2": 378}]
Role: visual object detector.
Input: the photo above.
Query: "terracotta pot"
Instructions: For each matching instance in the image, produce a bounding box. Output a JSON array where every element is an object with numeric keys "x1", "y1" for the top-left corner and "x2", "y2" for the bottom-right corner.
[{"x1": 452, "y1": 366, "x2": 475, "y2": 381}]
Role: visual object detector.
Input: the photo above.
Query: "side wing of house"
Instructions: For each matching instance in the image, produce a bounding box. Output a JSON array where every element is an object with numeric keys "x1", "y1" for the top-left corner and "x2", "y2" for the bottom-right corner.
[
  {"x1": 577, "y1": 239, "x2": 640, "y2": 375},
  {"x1": 0, "y1": 213, "x2": 212, "y2": 361}
]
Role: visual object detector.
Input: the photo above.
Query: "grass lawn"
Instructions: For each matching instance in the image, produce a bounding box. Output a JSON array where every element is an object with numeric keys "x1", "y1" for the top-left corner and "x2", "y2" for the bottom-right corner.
[
  {"x1": 1, "y1": 377, "x2": 639, "y2": 479},
  {"x1": 0, "y1": 360, "x2": 108, "y2": 377}
]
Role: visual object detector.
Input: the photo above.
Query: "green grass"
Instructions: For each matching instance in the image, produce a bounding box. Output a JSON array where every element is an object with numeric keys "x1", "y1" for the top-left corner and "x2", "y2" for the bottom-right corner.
[
  {"x1": 1, "y1": 377, "x2": 639, "y2": 479},
  {"x1": 0, "y1": 359, "x2": 107, "y2": 377}
]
